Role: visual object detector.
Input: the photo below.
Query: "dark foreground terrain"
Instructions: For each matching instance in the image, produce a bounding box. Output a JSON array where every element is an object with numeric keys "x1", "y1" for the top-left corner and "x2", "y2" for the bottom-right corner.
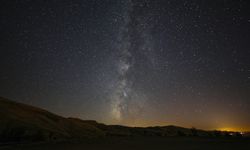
[
  {"x1": 1, "y1": 137, "x2": 250, "y2": 150},
  {"x1": 1, "y1": 97, "x2": 250, "y2": 150}
]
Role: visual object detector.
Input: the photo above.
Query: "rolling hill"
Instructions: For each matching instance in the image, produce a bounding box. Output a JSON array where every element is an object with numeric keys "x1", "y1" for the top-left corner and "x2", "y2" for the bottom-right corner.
[
  {"x1": 0, "y1": 97, "x2": 243, "y2": 144},
  {"x1": 0, "y1": 97, "x2": 105, "y2": 143}
]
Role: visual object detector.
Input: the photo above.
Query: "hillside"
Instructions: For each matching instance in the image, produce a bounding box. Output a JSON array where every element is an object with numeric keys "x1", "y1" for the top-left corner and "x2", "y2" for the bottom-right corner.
[
  {"x1": 0, "y1": 97, "x2": 104, "y2": 143},
  {"x1": 0, "y1": 97, "x2": 244, "y2": 144}
]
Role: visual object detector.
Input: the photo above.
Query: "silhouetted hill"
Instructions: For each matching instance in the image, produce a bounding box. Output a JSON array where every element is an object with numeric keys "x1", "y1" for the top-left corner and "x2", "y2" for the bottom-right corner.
[
  {"x1": 0, "y1": 97, "x2": 104, "y2": 143},
  {"x1": 0, "y1": 97, "x2": 245, "y2": 144}
]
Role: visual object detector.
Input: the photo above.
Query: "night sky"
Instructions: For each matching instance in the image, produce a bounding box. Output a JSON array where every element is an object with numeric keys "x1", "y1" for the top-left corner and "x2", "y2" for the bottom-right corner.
[{"x1": 1, "y1": 0, "x2": 250, "y2": 131}]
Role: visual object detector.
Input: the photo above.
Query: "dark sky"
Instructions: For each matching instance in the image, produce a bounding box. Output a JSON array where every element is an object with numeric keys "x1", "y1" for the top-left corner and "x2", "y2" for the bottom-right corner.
[{"x1": 1, "y1": 0, "x2": 250, "y2": 131}]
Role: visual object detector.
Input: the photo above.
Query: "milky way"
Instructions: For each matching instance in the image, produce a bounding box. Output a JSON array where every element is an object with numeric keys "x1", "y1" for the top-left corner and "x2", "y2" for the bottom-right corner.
[
  {"x1": 108, "y1": 1, "x2": 162, "y2": 124},
  {"x1": 110, "y1": 1, "x2": 144, "y2": 122},
  {"x1": 1, "y1": 0, "x2": 250, "y2": 130}
]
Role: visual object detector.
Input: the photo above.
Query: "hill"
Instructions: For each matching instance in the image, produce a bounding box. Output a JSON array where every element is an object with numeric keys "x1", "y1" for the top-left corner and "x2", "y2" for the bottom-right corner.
[
  {"x1": 0, "y1": 97, "x2": 104, "y2": 143},
  {"x1": 0, "y1": 97, "x2": 244, "y2": 144}
]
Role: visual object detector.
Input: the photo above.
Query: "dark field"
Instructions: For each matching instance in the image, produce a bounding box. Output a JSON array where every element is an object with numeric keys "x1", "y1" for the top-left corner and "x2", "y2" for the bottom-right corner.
[{"x1": 1, "y1": 137, "x2": 250, "y2": 150}]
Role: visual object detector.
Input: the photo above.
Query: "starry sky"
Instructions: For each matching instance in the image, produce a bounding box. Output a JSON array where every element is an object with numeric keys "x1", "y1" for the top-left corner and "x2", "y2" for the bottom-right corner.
[{"x1": 1, "y1": 0, "x2": 250, "y2": 131}]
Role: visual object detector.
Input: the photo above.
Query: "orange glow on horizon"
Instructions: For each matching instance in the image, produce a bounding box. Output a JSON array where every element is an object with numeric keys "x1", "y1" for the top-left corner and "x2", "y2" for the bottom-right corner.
[
  {"x1": 216, "y1": 127, "x2": 248, "y2": 132},
  {"x1": 108, "y1": 121, "x2": 250, "y2": 132}
]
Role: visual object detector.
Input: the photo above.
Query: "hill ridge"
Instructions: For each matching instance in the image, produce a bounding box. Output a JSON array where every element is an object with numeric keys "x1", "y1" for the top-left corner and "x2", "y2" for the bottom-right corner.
[{"x1": 0, "y1": 97, "x2": 244, "y2": 143}]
